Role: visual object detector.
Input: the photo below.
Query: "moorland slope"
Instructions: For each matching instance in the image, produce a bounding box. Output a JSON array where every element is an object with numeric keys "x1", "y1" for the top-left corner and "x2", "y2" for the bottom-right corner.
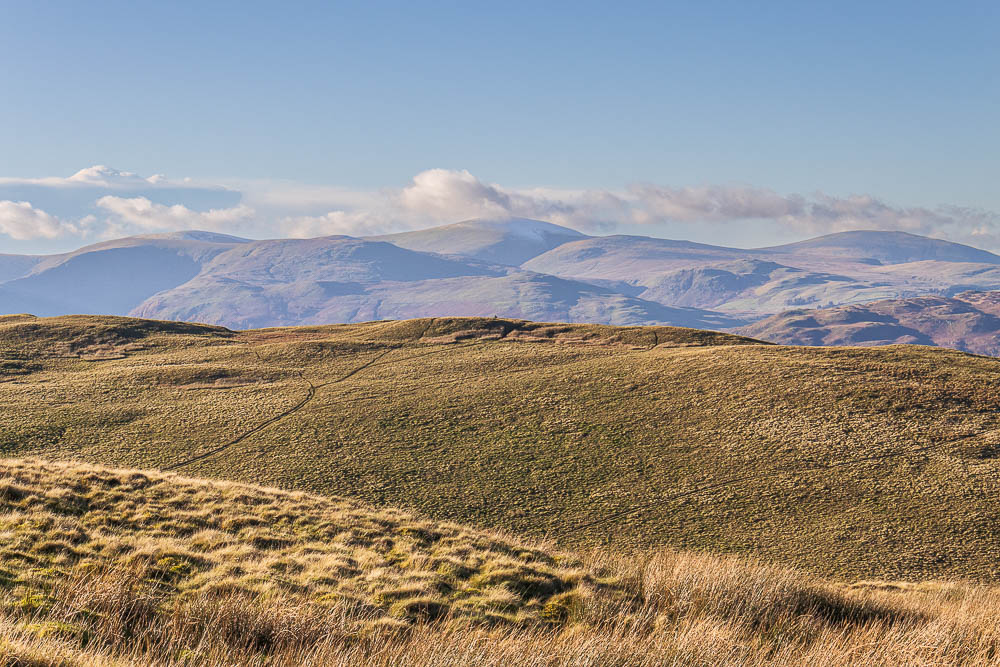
[{"x1": 3, "y1": 315, "x2": 1000, "y2": 582}]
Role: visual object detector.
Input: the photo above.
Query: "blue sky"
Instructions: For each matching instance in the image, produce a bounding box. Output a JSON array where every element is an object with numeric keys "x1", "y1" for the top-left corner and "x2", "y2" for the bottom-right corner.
[{"x1": 1, "y1": 1, "x2": 998, "y2": 253}]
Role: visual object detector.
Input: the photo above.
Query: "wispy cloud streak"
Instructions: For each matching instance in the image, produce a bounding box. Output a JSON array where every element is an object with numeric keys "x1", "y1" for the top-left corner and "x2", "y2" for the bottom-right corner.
[{"x1": 1, "y1": 166, "x2": 999, "y2": 252}]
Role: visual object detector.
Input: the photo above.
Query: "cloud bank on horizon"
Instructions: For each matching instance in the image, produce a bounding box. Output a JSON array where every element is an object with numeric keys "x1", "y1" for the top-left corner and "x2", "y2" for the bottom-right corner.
[{"x1": 1, "y1": 166, "x2": 999, "y2": 254}]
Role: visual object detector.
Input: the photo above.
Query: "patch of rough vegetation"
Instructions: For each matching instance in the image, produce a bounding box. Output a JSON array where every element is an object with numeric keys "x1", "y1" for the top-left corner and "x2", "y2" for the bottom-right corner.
[
  {"x1": 0, "y1": 458, "x2": 592, "y2": 628},
  {"x1": 4, "y1": 460, "x2": 1000, "y2": 665},
  {"x1": 0, "y1": 314, "x2": 232, "y2": 359}
]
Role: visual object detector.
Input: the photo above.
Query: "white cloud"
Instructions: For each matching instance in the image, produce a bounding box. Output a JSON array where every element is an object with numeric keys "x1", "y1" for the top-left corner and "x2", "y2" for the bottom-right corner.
[
  {"x1": 96, "y1": 196, "x2": 255, "y2": 234},
  {"x1": 398, "y1": 169, "x2": 515, "y2": 220},
  {"x1": 0, "y1": 165, "x2": 219, "y2": 191},
  {"x1": 0, "y1": 201, "x2": 85, "y2": 240},
  {"x1": 394, "y1": 168, "x2": 629, "y2": 232},
  {"x1": 280, "y1": 210, "x2": 392, "y2": 238},
  {"x1": 66, "y1": 165, "x2": 156, "y2": 186},
  {"x1": 625, "y1": 184, "x2": 1000, "y2": 248},
  {"x1": 630, "y1": 184, "x2": 802, "y2": 223},
  {"x1": 775, "y1": 193, "x2": 947, "y2": 234},
  {"x1": 2, "y1": 165, "x2": 1000, "y2": 253}
]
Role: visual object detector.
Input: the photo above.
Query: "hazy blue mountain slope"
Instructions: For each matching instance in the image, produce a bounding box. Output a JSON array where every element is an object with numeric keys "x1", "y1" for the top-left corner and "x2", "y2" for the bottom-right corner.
[
  {"x1": 0, "y1": 246, "x2": 203, "y2": 316},
  {"x1": 0, "y1": 254, "x2": 41, "y2": 283},
  {"x1": 132, "y1": 236, "x2": 741, "y2": 329},
  {"x1": 0, "y1": 234, "x2": 243, "y2": 316}
]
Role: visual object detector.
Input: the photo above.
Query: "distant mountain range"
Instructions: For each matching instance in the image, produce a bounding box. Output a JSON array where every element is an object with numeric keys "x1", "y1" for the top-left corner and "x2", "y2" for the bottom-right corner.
[
  {"x1": 6, "y1": 218, "x2": 1000, "y2": 343},
  {"x1": 520, "y1": 229, "x2": 1000, "y2": 316}
]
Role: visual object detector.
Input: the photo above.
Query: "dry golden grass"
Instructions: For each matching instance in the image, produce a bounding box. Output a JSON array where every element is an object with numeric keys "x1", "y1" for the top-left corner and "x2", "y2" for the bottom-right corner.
[
  {"x1": 3, "y1": 458, "x2": 1000, "y2": 665},
  {"x1": 4, "y1": 314, "x2": 1000, "y2": 582},
  {"x1": 0, "y1": 457, "x2": 594, "y2": 629}
]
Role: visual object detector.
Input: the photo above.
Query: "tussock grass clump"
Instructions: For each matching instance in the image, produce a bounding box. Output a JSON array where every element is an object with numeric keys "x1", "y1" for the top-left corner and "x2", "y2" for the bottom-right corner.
[{"x1": 0, "y1": 458, "x2": 591, "y2": 632}]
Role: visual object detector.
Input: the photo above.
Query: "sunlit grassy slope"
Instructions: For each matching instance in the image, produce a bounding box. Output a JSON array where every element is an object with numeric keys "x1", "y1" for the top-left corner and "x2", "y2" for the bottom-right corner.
[
  {"x1": 3, "y1": 314, "x2": 1000, "y2": 580},
  {"x1": 4, "y1": 458, "x2": 1000, "y2": 665},
  {"x1": 0, "y1": 457, "x2": 587, "y2": 627}
]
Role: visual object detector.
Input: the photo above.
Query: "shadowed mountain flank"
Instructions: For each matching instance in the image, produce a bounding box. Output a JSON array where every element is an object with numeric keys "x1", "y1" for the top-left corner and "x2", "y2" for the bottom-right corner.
[{"x1": 740, "y1": 290, "x2": 1000, "y2": 355}]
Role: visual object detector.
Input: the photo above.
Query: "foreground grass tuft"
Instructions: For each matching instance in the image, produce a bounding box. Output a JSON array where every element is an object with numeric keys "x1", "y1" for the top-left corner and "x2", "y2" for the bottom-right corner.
[{"x1": 0, "y1": 457, "x2": 591, "y2": 633}]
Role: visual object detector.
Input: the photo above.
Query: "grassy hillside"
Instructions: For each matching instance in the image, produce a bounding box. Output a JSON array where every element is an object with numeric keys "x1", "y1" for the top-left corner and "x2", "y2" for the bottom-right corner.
[
  {"x1": 3, "y1": 314, "x2": 1000, "y2": 581},
  {"x1": 4, "y1": 458, "x2": 1000, "y2": 666}
]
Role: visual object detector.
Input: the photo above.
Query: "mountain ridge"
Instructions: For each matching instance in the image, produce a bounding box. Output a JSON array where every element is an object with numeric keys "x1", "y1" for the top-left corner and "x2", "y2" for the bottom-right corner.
[
  {"x1": 5, "y1": 220, "x2": 1000, "y2": 333},
  {"x1": 369, "y1": 217, "x2": 587, "y2": 265},
  {"x1": 754, "y1": 230, "x2": 1000, "y2": 265}
]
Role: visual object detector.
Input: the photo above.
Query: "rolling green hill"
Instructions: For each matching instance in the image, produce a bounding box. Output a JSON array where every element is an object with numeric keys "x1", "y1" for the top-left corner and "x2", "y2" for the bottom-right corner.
[{"x1": 3, "y1": 314, "x2": 1000, "y2": 581}]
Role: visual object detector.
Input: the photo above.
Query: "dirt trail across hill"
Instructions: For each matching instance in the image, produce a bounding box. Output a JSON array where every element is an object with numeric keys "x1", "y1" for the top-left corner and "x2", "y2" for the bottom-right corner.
[
  {"x1": 164, "y1": 320, "x2": 443, "y2": 471},
  {"x1": 163, "y1": 322, "x2": 681, "y2": 475}
]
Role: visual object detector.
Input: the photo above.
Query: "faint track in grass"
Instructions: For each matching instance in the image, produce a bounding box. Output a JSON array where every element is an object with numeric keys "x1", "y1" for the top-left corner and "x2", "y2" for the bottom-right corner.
[
  {"x1": 163, "y1": 379, "x2": 320, "y2": 471},
  {"x1": 162, "y1": 320, "x2": 663, "y2": 473},
  {"x1": 164, "y1": 319, "x2": 441, "y2": 471}
]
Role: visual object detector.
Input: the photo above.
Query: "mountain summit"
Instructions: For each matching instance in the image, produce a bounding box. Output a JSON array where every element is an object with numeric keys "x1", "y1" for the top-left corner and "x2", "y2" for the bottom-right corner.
[{"x1": 758, "y1": 230, "x2": 1000, "y2": 265}]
